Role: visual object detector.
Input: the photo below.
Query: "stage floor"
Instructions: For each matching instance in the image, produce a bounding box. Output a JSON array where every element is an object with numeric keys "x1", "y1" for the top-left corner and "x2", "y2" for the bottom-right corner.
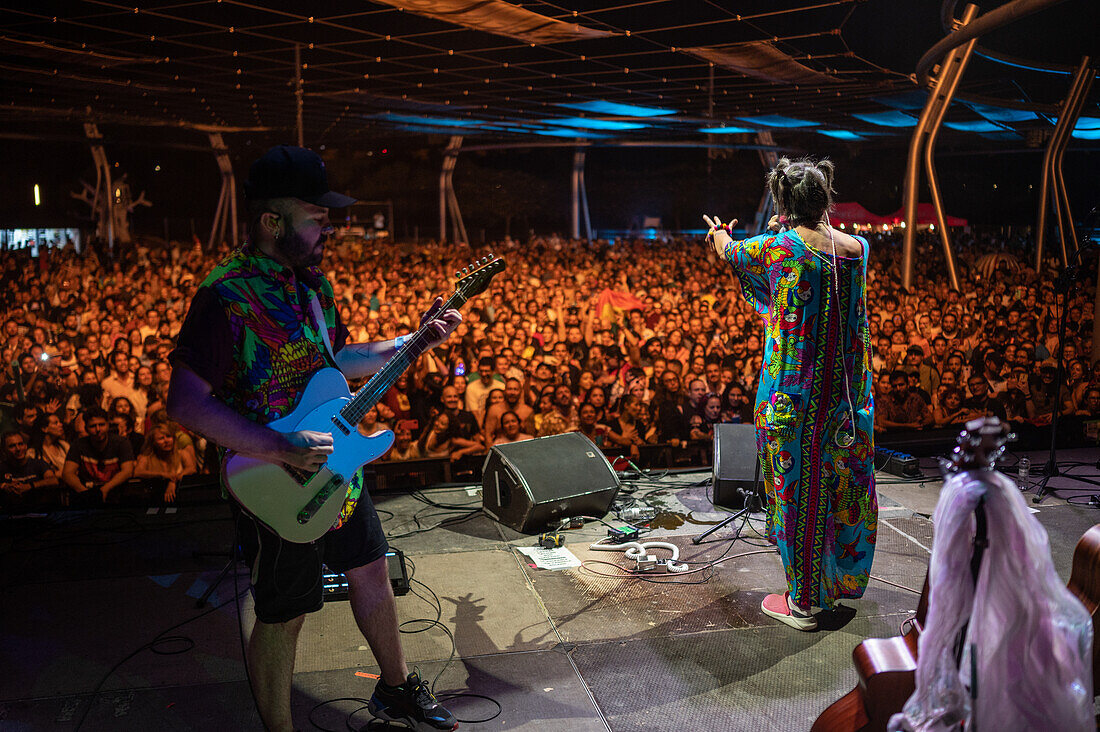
[{"x1": 3, "y1": 448, "x2": 1099, "y2": 731}]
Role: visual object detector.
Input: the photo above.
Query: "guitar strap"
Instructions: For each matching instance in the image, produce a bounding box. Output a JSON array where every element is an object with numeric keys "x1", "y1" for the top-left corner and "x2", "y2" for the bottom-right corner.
[{"x1": 307, "y1": 291, "x2": 337, "y2": 365}]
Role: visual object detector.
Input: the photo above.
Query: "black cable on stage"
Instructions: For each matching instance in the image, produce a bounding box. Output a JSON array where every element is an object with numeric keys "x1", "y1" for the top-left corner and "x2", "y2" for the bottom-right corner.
[
  {"x1": 307, "y1": 556, "x2": 502, "y2": 730},
  {"x1": 231, "y1": 520, "x2": 266, "y2": 728},
  {"x1": 409, "y1": 488, "x2": 482, "y2": 511},
  {"x1": 72, "y1": 556, "x2": 249, "y2": 731},
  {"x1": 383, "y1": 506, "x2": 482, "y2": 540}
]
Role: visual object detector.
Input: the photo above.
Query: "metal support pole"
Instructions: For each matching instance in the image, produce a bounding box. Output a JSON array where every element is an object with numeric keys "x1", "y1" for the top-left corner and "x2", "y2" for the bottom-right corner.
[
  {"x1": 1036, "y1": 58, "x2": 1091, "y2": 270},
  {"x1": 579, "y1": 162, "x2": 594, "y2": 242},
  {"x1": 447, "y1": 184, "x2": 468, "y2": 245},
  {"x1": 82, "y1": 122, "x2": 116, "y2": 251},
  {"x1": 294, "y1": 44, "x2": 304, "y2": 148},
  {"x1": 207, "y1": 133, "x2": 238, "y2": 249},
  {"x1": 922, "y1": 9, "x2": 979, "y2": 293},
  {"x1": 1052, "y1": 58, "x2": 1092, "y2": 266},
  {"x1": 902, "y1": 4, "x2": 979, "y2": 292},
  {"x1": 571, "y1": 149, "x2": 583, "y2": 239},
  {"x1": 207, "y1": 185, "x2": 226, "y2": 252},
  {"x1": 439, "y1": 136, "x2": 464, "y2": 244}
]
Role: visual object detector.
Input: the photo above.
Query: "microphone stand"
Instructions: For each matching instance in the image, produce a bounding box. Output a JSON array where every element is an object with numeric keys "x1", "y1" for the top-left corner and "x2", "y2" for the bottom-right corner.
[
  {"x1": 1032, "y1": 239, "x2": 1099, "y2": 503},
  {"x1": 693, "y1": 458, "x2": 764, "y2": 544}
]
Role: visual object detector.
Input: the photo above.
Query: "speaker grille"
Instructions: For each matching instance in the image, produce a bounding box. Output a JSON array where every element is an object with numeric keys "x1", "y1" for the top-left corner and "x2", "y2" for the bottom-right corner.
[
  {"x1": 482, "y1": 432, "x2": 620, "y2": 533},
  {"x1": 713, "y1": 423, "x2": 763, "y2": 510}
]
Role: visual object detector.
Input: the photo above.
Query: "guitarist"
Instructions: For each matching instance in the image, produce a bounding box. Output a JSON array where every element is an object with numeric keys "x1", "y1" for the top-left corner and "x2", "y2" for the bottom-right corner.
[{"x1": 167, "y1": 146, "x2": 461, "y2": 732}]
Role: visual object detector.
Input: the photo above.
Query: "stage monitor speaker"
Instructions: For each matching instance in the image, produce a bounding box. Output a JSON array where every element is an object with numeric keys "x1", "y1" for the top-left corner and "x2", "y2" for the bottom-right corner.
[
  {"x1": 713, "y1": 423, "x2": 764, "y2": 511},
  {"x1": 482, "y1": 432, "x2": 620, "y2": 533}
]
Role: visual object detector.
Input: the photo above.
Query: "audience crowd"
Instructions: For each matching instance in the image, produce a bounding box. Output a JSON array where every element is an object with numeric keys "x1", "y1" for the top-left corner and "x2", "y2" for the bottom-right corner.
[{"x1": 0, "y1": 226, "x2": 1097, "y2": 510}]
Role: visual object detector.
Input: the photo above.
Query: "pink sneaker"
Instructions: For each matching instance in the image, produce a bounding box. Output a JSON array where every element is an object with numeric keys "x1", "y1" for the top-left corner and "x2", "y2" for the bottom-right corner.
[{"x1": 761, "y1": 592, "x2": 817, "y2": 631}]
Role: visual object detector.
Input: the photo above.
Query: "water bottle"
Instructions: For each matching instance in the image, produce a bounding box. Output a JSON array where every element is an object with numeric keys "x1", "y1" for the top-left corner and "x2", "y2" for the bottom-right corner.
[{"x1": 1017, "y1": 456, "x2": 1031, "y2": 491}]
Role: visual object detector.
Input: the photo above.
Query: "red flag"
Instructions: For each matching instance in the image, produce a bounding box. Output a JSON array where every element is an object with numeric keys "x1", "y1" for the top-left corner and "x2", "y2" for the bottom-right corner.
[{"x1": 595, "y1": 288, "x2": 646, "y2": 322}]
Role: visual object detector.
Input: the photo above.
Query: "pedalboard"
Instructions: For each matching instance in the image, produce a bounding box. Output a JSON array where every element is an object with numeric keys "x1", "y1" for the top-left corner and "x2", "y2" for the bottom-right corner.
[
  {"x1": 877, "y1": 448, "x2": 923, "y2": 479},
  {"x1": 322, "y1": 549, "x2": 409, "y2": 602}
]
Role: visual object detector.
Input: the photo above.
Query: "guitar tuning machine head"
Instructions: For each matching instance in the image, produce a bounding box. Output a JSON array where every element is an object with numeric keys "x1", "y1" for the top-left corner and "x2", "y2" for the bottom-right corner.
[{"x1": 454, "y1": 271, "x2": 461, "y2": 278}]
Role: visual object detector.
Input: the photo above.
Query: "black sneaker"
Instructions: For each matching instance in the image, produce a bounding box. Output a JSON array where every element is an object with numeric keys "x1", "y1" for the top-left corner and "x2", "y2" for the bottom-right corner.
[{"x1": 368, "y1": 671, "x2": 458, "y2": 731}]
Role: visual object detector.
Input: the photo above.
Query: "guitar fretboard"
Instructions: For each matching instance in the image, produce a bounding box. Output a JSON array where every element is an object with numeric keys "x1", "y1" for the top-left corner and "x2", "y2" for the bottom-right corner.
[{"x1": 337, "y1": 291, "x2": 466, "y2": 426}]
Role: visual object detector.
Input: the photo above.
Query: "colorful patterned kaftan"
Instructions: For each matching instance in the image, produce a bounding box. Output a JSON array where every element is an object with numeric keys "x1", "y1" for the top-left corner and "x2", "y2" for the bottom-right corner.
[{"x1": 723, "y1": 229, "x2": 877, "y2": 609}]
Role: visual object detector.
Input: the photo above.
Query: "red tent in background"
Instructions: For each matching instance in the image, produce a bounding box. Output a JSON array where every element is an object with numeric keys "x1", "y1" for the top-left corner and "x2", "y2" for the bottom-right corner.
[
  {"x1": 886, "y1": 203, "x2": 968, "y2": 227},
  {"x1": 829, "y1": 202, "x2": 890, "y2": 226}
]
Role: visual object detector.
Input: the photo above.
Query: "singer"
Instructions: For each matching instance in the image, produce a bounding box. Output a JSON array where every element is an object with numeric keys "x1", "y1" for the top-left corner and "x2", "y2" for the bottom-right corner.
[{"x1": 704, "y1": 157, "x2": 877, "y2": 631}]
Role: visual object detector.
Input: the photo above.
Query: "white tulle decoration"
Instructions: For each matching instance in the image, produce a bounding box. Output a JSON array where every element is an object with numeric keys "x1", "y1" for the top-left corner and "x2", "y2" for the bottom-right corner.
[{"x1": 888, "y1": 468, "x2": 1093, "y2": 732}]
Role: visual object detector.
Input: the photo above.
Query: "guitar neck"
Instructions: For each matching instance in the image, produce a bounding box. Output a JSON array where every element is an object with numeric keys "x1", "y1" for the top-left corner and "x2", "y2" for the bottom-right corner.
[{"x1": 338, "y1": 290, "x2": 466, "y2": 425}]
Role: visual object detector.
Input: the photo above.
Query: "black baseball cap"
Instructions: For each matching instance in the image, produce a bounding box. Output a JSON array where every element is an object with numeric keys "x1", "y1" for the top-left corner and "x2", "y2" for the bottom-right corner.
[{"x1": 244, "y1": 145, "x2": 357, "y2": 208}]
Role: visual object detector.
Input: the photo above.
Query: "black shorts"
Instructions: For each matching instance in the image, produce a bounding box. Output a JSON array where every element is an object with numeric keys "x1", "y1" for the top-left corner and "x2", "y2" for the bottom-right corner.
[{"x1": 234, "y1": 492, "x2": 389, "y2": 624}]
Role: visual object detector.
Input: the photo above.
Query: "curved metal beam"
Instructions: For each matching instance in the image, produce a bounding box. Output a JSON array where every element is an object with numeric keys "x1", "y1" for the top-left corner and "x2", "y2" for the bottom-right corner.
[
  {"x1": 922, "y1": 13, "x2": 979, "y2": 293},
  {"x1": 1036, "y1": 58, "x2": 1092, "y2": 269},
  {"x1": 942, "y1": 0, "x2": 1092, "y2": 76},
  {"x1": 918, "y1": 0, "x2": 1070, "y2": 86},
  {"x1": 902, "y1": 4, "x2": 979, "y2": 292}
]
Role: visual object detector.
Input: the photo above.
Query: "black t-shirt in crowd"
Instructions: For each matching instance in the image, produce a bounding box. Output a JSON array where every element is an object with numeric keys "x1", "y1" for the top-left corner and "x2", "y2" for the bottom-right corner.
[
  {"x1": 962, "y1": 394, "x2": 1008, "y2": 422},
  {"x1": 655, "y1": 399, "x2": 691, "y2": 443},
  {"x1": 1, "y1": 455, "x2": 52, "y2": 484},
  {"x1": 65, "y1": 435, "x2": 134, "y2": 486},
  {"x1": 443, "y1": 409, "x2": 481, "y2": 442}
]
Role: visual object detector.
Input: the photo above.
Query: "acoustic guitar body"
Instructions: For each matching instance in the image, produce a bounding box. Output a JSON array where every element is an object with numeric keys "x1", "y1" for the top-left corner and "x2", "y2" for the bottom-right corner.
[
  {"x1": 811, "y1": 579, "x2": 928, "y2": 732},
  {"x1": 810, "y1": 632, "x2": 919, "y2": 732}
]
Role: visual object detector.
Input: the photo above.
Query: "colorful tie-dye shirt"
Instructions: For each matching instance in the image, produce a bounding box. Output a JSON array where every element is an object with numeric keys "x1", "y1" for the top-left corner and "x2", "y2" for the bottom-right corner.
[{"x1": 192, "y1": 245, "x2": 362, "y2": 531}]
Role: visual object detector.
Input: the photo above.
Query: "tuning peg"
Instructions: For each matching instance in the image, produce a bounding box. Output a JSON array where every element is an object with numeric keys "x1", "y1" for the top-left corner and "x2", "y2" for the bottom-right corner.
[{"x1": 454, "y1": 271, "x2": 461, "y2": 278}]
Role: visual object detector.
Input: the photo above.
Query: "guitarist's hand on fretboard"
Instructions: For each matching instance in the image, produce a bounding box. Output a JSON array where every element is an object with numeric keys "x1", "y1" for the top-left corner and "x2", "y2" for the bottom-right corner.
[
  {"x1": 280, "y1": 430, "x2": 334, "y2": 470},
  {"x1": 419, "y1": 296, "x2": 463, "y2": 350}
]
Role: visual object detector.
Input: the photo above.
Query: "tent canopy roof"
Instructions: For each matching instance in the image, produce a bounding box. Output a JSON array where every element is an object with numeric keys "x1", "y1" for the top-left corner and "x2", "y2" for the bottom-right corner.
[{"x1": 0, "y1": 1, "x2": 1095, "y2": 147}]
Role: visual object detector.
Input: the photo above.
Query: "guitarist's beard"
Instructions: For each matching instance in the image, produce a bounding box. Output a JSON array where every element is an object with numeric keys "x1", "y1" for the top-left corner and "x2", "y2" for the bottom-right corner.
[{"x1": 277, "y1": 226, "x2": 326, "y2": 269}]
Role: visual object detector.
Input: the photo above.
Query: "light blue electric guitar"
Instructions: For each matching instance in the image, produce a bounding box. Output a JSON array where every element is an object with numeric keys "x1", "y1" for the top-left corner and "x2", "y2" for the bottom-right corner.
[{"x1": 224, "y1": 255, "x2": 505, "y2": 543}]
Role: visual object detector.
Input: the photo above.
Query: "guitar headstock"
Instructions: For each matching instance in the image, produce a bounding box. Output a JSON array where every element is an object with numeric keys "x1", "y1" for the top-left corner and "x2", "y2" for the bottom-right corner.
[
  {"x1": 944, "y1": 417, "x2": 1012, "y2": 474},
  {"x1": 452, "y1": 254, "x2": 506, "y2": 301}
]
